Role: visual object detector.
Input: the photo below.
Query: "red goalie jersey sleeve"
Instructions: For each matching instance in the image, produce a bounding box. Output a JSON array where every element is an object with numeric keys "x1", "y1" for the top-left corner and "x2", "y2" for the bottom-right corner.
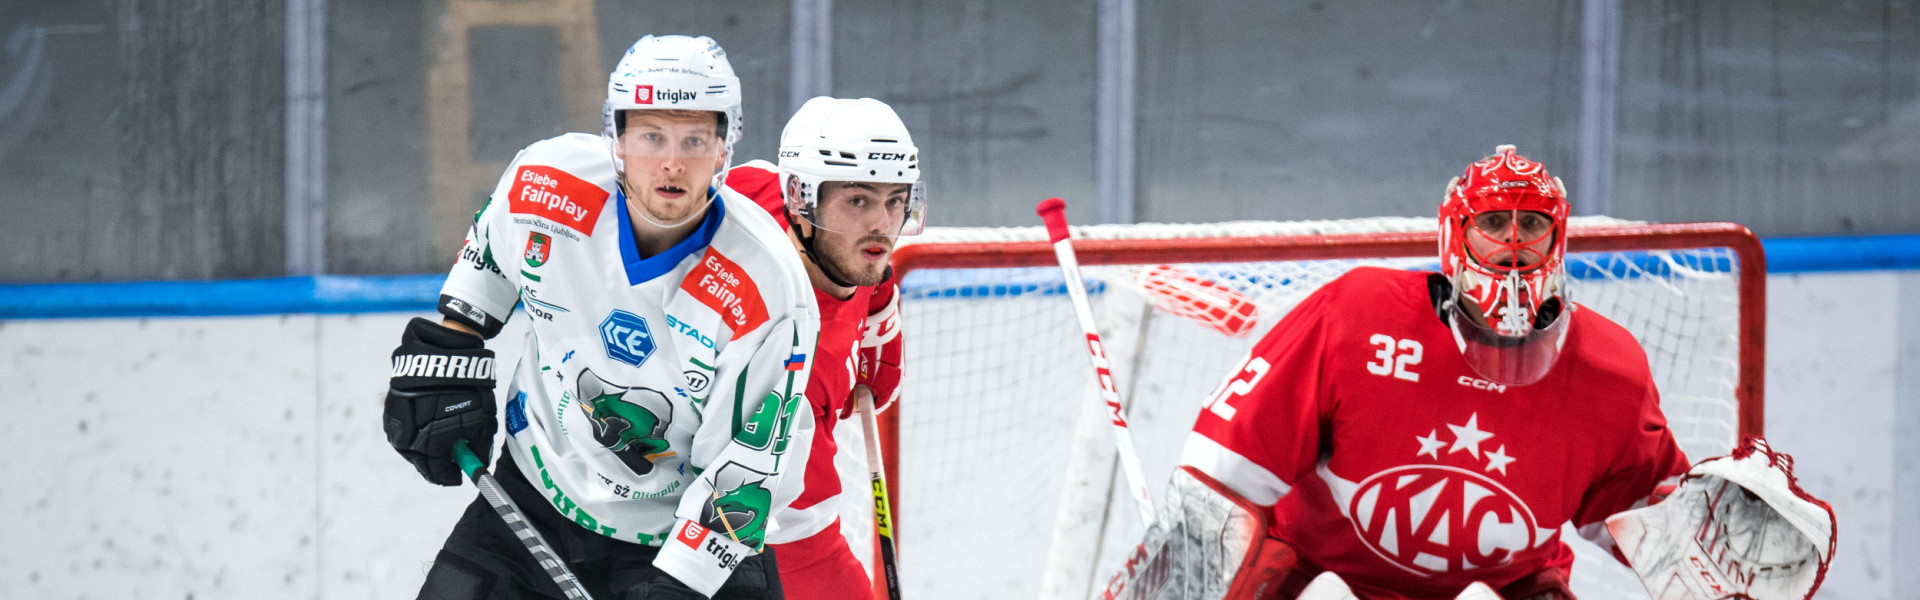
[
  {"x1": 1569, "y1": 356, "x2": 1692, "y2": 537},
  {"x1": 1182, "y1": 267, "x2": 1689, "y2": 599},
  {"x1": 1180, "y1": 271, "x2": 1340, "y2": 506}
]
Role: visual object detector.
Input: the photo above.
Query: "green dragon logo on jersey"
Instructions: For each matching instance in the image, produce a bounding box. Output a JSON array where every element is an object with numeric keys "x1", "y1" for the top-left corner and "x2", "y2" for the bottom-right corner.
[
  {"x1": 701, "y1": 479, "x2": 772, "y2": 548},
  {"x1": 577, "y1": 369, "x2": 675, "y2": 476}
]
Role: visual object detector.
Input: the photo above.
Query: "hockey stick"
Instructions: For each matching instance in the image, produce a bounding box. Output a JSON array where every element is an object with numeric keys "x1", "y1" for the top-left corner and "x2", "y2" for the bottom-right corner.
[
  {"x1": 858, "y1": 392, "x2": 904, "y2": 600},
  {"x1": 451, "y1": 439, "x2": 597, "y2": 600},
  {"x1": 1036, "y1": 197, "x2": 1156, "y2": 528}
]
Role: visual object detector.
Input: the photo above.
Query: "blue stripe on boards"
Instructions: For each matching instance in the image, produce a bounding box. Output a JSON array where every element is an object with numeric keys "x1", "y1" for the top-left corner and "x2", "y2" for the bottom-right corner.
[
  {"x1": 0, "y1": 275, "x2": 445, "y2": 319},
  {"x1": 2, "y1": 233, "x2": 1917, "y2": 319}
]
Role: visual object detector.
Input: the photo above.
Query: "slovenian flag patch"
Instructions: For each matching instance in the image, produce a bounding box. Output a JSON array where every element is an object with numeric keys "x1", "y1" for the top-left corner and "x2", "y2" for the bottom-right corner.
[{"x1": 786, "y1": 353, "x2": 808, "y2": 371}]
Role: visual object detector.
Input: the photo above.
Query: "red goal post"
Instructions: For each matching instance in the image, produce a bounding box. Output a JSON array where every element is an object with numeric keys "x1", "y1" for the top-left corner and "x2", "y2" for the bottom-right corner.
[{"x1": 870, "y1": 218, "x2": 1765, "y2": 599}]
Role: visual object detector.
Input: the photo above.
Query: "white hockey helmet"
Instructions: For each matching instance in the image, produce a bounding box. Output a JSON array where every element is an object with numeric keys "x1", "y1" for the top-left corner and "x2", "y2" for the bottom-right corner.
[
  {"x1": 601, "y1": 35, "x2": 743, "y2": 200},
  {"x1": 777, "y1": 97, "x2": 926, "y2": 237}
]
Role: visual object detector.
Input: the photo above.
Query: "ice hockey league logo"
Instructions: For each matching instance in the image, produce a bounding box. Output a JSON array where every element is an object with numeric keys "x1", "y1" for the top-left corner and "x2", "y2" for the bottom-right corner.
[{"x1": 1325, "y1": 413, "x2": 1548, "y2": 576}]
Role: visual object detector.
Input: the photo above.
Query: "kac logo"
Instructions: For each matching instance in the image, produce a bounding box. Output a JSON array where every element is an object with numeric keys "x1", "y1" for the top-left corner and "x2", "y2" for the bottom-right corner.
[
  {"x1": 1346, "y1": 465, "x2": 1540, "y2": 575},
  {"x1": 600, "y1": 310, "x2": 657, "y2": 367}
]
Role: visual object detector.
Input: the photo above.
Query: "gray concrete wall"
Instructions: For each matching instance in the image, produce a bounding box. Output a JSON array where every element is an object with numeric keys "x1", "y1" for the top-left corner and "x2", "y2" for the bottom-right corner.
[
  {"x1": 1134, "y1": 0, "x2": 1586, "y2": 223},
  {"x1": 1612, "y1": 0, "x2": 1920, "y2": 237},
  {"x1": 3, "y1": 1, "x2": 1920, "y2": 282},
  {"x1": 0, "y1": 1, "x2": 286, "y2": 282},
  {"x1": 0, "y1": 1, "x2": 1914, "y2": 277},
  {"x1": 832, "y1": 0, "x2": 1101, "y2": 229}
]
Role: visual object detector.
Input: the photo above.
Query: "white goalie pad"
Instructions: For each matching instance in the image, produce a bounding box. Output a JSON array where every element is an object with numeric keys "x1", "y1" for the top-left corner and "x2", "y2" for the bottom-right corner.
[
  {"x1": 1605, "y1": 437, "x2": 1837, "y2": 600},
  {"x1": 1097, "y1": 466, "x2": 1270, "y2": 600},
  {"x1": 1294, "y1": 572, "x2": 1358, "y2": 600}
]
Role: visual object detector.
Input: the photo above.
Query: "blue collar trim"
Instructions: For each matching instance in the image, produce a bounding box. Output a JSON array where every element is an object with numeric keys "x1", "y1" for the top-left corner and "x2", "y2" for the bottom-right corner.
[{"x1": 615, "y1": 189, "x2": 725, "y2": 285}]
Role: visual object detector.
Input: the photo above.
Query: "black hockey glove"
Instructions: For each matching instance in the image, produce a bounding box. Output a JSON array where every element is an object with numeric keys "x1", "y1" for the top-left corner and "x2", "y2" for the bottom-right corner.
[{"x1": 384, "y1": 317, "x2": 498, "y2": 486}]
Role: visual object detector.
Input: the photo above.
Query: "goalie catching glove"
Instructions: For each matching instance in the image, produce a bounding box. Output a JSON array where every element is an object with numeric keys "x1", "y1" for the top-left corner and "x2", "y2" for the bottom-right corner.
[
  {"x1": 384, "y1": 317, "x2": 498, "y2": 486},
  {"x1": 1606, "y1": 437, "x2": 1837, "y2": 600}
]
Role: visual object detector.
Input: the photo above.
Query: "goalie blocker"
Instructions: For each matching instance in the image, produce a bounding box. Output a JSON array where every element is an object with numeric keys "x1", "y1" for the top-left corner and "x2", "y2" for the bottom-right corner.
[{"x1": 1097, "y1": 466, "x2": 1278, "y2": 600}]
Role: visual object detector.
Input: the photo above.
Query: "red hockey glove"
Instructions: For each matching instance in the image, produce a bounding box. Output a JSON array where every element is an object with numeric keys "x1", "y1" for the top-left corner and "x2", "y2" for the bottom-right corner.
[{"x1": 853, "y1": 283, "x2": 903, "y2": 418}]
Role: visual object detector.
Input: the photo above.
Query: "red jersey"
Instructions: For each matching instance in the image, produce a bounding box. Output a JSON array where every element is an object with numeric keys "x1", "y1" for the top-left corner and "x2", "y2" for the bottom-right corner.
[
  {"x1": 1184, "y1": 267, "x2": 1688, "y2": 599},
  {"x1": 727, "y1": 162, "x2": 905, "y2": 544}
]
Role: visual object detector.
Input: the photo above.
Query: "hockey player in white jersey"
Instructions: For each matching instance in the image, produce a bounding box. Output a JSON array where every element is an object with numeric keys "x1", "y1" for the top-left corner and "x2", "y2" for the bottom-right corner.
[{"x1": 383, "y1": 35, "x2": 820, "y2": 599}]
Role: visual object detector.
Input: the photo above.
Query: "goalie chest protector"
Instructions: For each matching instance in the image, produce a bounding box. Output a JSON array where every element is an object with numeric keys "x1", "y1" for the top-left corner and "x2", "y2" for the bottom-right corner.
[{"x1": 1186, "y1": 266, "x2": 1689, "y2": 597}]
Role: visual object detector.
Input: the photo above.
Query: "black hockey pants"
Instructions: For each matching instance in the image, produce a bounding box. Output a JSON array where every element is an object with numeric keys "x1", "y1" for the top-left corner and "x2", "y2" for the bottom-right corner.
[{"x1": 416, "y1": 447, "x2": 783, "y2": 600}]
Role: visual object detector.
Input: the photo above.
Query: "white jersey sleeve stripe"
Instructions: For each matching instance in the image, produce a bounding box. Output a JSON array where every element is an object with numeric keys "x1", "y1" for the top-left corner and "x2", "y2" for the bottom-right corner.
[{"x1": 1180, "y1": 432, "x2": 1290, "y2": 506}]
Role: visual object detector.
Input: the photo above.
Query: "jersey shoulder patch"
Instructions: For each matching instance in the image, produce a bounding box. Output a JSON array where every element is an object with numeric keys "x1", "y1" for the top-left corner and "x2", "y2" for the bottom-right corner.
[
  {"x1": 682, "y1": 246, "x2": 771, "y2": 340},
  {"x1": 505, "y1": 133, "x2": 615, "y2": 236}
]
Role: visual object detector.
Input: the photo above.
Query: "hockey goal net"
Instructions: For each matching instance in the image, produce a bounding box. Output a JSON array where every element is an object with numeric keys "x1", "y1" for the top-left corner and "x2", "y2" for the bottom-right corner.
[{"x1": 869, "y1": 216, "x2": 1764, "y2": 600}]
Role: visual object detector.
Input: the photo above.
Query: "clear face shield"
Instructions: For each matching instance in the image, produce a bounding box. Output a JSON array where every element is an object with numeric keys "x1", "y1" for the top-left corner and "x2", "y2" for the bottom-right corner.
[
  {"x1": 605, "y1": 109, "x2": 734, "y2": 227},
  {"x1": 616, "y1": 123, "x2": 727, "y2": 160},
  {"x1": 1449, "y1": 274, "x2": 1571, "y2": 387},
  {"x1": 788, "y1": 177, "x2": 927, "y2": 238}
]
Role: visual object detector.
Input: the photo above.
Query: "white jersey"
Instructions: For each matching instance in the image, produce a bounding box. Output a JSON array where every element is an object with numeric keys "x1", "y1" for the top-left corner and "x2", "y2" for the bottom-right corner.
[{"x1": 439, "y1": 133, "x2": 819, "y2": 588}]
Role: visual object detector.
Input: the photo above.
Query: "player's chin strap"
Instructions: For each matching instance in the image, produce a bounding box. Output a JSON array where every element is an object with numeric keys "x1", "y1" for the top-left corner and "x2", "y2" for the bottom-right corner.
[
  {"x1": 789, "y1": 209, "x2": 863, "y2": 288},
  {"x1": 1428, "y1": 274, "x2": 1457, "y2": 325}
]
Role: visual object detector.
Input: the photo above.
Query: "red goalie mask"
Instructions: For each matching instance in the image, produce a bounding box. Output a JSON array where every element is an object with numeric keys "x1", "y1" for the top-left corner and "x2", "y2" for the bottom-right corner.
[{"x1": 1438, "y1": 145, "x2": 1572, "y2": 386}]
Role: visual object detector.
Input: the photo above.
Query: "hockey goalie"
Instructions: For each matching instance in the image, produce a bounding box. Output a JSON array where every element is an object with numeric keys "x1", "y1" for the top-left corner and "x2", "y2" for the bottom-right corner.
[{"x1": 1102, "y1": 146, "x2": 1836, "y2": 600}]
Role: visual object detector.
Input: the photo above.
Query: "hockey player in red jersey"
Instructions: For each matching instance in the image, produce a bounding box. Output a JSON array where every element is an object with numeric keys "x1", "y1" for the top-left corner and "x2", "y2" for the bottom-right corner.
[
  {"x1": 1182, "y1": 145, "x2": 1689, "y2": 599},
  {"x1": 724, "y1": 97, "x2": 922, "y2": 600}
]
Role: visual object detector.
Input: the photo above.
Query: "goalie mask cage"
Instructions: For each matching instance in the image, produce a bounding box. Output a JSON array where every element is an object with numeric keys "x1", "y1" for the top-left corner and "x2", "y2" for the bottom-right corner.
[{"x1": 873, "y1": 216, "x2": 1764, "y2": 600}]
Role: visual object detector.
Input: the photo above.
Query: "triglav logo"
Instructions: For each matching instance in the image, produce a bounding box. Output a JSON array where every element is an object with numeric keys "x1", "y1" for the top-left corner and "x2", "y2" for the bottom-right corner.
[
  {"x1": 656, "y1": 88, "x2": 699, "y2": 104},
  {"x1": 633, "y1": 84, "x2": 699, "y2": 105}
]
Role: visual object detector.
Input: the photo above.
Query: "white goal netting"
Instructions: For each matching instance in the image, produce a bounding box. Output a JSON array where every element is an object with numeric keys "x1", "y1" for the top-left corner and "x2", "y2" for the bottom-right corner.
[{"x1": 875, "y1": 217, "x2": 1758, "y2": 600}]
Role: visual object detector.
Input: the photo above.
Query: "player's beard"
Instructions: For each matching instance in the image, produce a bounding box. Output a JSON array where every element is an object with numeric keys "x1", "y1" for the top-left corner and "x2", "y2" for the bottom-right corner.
[
  {"x1": 813, "y1": 230, "x2": 894, "y2": 287},
  {"x1": 622, "y1": 156, "x2": 722, "y2": 227}
]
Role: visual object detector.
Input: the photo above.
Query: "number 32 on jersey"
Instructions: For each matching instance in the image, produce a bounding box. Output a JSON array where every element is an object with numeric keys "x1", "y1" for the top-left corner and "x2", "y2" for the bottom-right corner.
[
  {"x1": 1366, "y1": 334, "x2": 1422, "y2": 382},
  {"x1": 1200, "y1": 333, "x2": 1423, "y2": 422}
]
